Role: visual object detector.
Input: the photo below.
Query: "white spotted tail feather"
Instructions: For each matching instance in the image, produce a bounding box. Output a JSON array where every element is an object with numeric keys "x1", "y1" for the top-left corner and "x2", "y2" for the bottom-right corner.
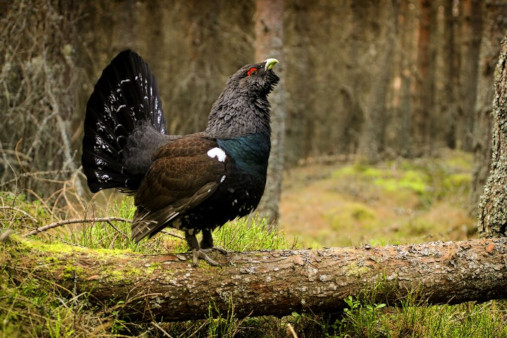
[{"x1": 82, "y1": 49, "x2": 167, "y2": 193}]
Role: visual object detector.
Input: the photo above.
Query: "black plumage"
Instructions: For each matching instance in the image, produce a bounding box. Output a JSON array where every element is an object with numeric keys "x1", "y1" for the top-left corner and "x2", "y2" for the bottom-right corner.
[{"x1": 82, "y1": 50, "x2": 279, "y2": 265}]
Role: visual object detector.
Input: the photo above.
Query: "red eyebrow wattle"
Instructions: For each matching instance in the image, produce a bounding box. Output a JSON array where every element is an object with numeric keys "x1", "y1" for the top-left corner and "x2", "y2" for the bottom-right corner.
[{"x1": 247, "y1": 67, "x2": 258, "y2": 76}]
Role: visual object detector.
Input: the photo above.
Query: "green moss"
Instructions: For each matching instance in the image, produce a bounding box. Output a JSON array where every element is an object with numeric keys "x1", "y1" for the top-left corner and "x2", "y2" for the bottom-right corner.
[
  {"x1": 103, "y1": 268, "x2": 125, "y2": 281},
  {"x1": 373, "y1": 170, "x2": 427, "y2": 195},
  {"x1": 326, "y1": 202, "x2": 377, "y2": 231},
  {"x1": 144, "y1": 262, "x2": 162, "y2": 274},
  {"x1": 361, "y1": 167, "x2": 384, "y2": 178},
  {"x1": 345, "y1": 262, "x2": 372, "y2": 278},
  {"x1": 94, "y1": 247, "x2": 135, "y2": 256},
  {"x1": 406, "y1": 219, "x2": 435, "y2": 236},
  {"x1": 331, "y1": 165, "x2": 358, "y2": 178},
  {"x1": 25, "y1": 240, "x2": 84, "y2": 255},
  {"x1": 368, "y1": 238, "x2": 400, "y2": 246},
  {"x1": 351, "y1": 205, "x2": 375, "y2": 221},
  {"x1": 126, "y1": 267, "x2": 145, "y2": 276},
  {"x1": 332, "y1": 164, "x2": 428, "y2": 197},
  {"x1": 443, "y1": 173, "x2": 471, "y2": 189},
  {"x1": 62, "y1": 264, "x2": 84, "y2": 280},
  {"x1": 445, "y1": 150, "x2": 473, "y2": 171}
]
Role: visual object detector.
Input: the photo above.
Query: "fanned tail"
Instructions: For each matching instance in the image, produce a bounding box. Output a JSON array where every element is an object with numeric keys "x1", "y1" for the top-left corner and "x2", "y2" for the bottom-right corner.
[{"x1": 82, "y1": 50, "x2": 167, "y2": 192}]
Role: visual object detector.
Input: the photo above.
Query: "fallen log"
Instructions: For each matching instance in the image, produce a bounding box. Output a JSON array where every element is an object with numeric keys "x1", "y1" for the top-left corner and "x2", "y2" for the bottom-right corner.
[{"x1": 1, "y1": 237, "x2": 506, "y2": 322}]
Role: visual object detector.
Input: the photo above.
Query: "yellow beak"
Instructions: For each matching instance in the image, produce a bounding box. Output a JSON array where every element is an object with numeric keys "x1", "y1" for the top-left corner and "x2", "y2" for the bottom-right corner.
[{"x1": 264, "y1": 58, "x2": 279, "y2": 71}]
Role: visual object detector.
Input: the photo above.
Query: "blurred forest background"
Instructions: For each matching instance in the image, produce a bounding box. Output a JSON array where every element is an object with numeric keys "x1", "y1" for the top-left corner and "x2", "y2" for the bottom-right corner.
[
  {"x1": 1, "y1": 0, "x2": 506, "y2": 223},
  {"x1": 2, "y1": 1, "x2": 507, "y2": 335}
]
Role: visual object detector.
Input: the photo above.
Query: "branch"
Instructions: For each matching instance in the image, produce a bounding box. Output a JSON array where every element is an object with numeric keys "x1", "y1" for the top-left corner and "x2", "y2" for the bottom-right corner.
[
  {"x1": 23, "y1": 217, "x2": 131, "y2": 237},
  {"x1": 0, "y1": 206, "x2": 38, "y2": 222},
  {"x1": 23, "y1": 217, "x2": 185, "y2": 239},
  {"x1": 1, "y1": 237, "x2": 506, "y2": 322}
]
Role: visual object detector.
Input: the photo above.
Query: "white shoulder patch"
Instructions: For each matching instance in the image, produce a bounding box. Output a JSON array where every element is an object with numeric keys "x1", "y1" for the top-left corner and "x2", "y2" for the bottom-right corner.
[{"x1": 207, "y1": 147, "x2": 227, "y2": 162}]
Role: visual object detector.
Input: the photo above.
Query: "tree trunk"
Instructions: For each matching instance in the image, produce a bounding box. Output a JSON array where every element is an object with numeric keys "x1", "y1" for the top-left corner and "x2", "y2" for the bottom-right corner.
[
  {"x1": 470, "y1": 1, "x2": 507, "y2": 215},
  {"x1": 412, "y1": 0, "x2": 433, "y2": 155},
  {"x1": 357, "y1": 1, "x2": 395, "y2": 163},
  {"x1": 254, "y1": 0, "x2": 287, "y2": 227},
  {"x1": 391, "y1": 0, "x2": 416, "y2": 157},
  {"x1": 456, "y1": 0, "x2": 483, "y2": 151},
  {"x1": 478, "y1": 36, "x2": 507, "y2": 237},
  {"x1": 2, "y1": 237, "x2": 506, "y2": 322},
  {"x1": 284, "y1": 1, "x2": 314, "y2": 165},
  {"x1": 442, "y1": 0, "x2": 458, "y2": 149}
]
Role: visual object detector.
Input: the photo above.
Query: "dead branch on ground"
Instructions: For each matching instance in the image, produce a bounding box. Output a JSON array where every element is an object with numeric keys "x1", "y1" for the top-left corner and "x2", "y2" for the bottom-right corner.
[{"x1": 1, "y1": 237, "x2": 505, "y2": 322}]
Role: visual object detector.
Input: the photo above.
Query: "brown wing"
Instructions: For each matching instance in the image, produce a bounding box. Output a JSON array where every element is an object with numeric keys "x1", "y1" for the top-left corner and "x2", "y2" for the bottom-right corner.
[{"x1": 131, "y1": 136, "x2": 227, "y2": 242}]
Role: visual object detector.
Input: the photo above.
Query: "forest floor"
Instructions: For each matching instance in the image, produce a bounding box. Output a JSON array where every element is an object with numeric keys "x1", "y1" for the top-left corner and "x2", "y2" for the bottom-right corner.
[
  {"x1": 1, "y1": 149, "x2": 506, "y2": 337},
  {"x1": 280, "y1": 148, "x2": 476, "y2": 249}
]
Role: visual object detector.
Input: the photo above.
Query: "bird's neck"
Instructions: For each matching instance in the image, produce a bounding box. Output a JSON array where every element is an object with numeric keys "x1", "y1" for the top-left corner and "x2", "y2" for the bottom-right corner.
[
  {"x1": 205, "y1": 92, "x2": 271, "y2": 139},
  {"x1": 217, "y1": 133, "x2": 270, "y2": 176}
]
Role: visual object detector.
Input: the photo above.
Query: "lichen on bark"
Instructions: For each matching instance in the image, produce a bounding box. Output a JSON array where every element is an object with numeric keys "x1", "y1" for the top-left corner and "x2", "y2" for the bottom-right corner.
[
  {"x1": 1, "y1": 236, "x2": 506, "y2": 322},
  {"x1": 478, "y1": 36, "x2": 507, "y2": 238}
]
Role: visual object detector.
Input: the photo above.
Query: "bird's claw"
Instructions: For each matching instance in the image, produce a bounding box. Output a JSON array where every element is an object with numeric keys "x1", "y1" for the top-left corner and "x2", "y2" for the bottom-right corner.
[
  {"x1": 192, "y1": 249, "x2": 220, "y2": 267},
  {"x1": 202, "y1": 246, "x2": 228, "y2": 256}
]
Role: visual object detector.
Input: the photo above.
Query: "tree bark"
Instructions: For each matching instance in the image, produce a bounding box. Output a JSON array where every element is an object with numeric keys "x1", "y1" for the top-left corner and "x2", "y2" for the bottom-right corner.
[
  {"x1": 412, "y1": 0, "x2": 433, "y2": 155},
  {"x1": 478, "y1": 36, "x2": 507, "y2": 237},
  {"x1": 357, "y1": 1, "x2": 395, "y2": 163},
  {"x1": 470, "y1": 1, "x2": 507, "y2": 215},
  {"x1": 390, "y1": 0, "x2": 416, "y2": 157},
  {"x1": 254, "y1": 0, "x2": 287, "y2": 226},
  {"x1": 440, "y1": 0, "x2": 458, "y2": 150},
  {"x1": 456, "y1": 0, "x2": 483, "y2": 151},
  {"x1": 2, "y1": 237, "x2": 506, "y2": 322}
]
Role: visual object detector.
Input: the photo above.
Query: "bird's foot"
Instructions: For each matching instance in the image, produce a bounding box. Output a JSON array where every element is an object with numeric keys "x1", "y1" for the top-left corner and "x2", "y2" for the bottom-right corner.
[
  {"x1": 192, "y1": 248, "x2": 220, "y2": 267},
  {"x1": 202, "y1": 246, "x2": 228, "y2": 256}
]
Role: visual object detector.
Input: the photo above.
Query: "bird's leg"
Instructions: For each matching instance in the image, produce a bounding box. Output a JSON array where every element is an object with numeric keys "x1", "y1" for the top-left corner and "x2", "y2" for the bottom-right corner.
[
  {"x1": 185, "y1": 231, "x2": 220, "y2": 267},
  {"x1": 200, "y1": 228, "x2": 228, "y2": 255}
]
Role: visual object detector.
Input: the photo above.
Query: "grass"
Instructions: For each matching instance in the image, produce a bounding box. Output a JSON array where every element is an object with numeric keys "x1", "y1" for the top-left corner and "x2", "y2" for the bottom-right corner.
[
  {"x1": 0, "y1": 192, "x2": 297, "y2": 337},
  {"x1": 1, "y1": 149, "x2": 506, "y2": 337},
  {"x1": 328, "y1": 293, "x2": 507, "y2": 337}
]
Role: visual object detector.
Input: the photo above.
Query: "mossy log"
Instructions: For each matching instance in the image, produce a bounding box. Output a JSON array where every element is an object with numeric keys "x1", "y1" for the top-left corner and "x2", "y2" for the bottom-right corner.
[{"x1": 1, "y1": 237, "x2": 506, "y2": 322}]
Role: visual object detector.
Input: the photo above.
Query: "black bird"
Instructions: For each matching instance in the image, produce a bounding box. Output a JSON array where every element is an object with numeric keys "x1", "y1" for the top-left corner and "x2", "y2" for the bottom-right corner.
[{"x1": 82, "y1": 50, "x2": 279, "y2": 265}]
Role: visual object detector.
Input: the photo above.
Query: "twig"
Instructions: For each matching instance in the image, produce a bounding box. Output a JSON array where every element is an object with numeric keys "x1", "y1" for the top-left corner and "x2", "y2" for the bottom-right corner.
[
  {"x1": 0, "y1": 206, "x2": 37, "y2": 222},
  {"x1": 24, "y1": 217, "x2": 131, "y2": 237},
  {"x1": 160, "y1": 229, "x2": 185, "y2": 240},
  {"x1": 0, "y1": 229, "x2": 13, "y2": 242},
  {"x1": 287, "y1": 323, "x2": 298, "y2": 338},
  {"x1": 231, "y1": 310, "x2": 254, "y2": 337},
  {"x1": 0, "y1": 148, "x2": 32, "y2": 161},
  {"x1": 55, "y1": 114, "x2": 84, "y2": 196},
  {"x1": 25, "y1": 111, "x2": 57, "y2": 159},
  {"x1": 0, "y1": 158, "x2": 30, "y2": 167},
  {"x1": 0, "y1": 169, "x2": 74, "y2": 188},
  {"x1": 105, "y1": 220, "x2": 129, "y2": 239},
  {"x1": 151, "y1": 321, "x2": 173, "y2": 338},
  {"x1": 181, "y1": 319, "x2": 209, "y2": 338}
]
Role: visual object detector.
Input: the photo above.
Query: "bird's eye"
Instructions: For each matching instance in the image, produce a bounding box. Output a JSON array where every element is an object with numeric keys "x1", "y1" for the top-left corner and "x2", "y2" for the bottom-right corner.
[{"x1": 247, "y1": 67, "x2": 258, "y2": 76}]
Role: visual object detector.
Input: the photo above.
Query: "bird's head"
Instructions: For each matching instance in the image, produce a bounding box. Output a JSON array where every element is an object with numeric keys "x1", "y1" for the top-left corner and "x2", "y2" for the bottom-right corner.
[
  {"x1": 206, "y1": 58, "x2": 280, "y2": 138},
  {"x1": 226, "y1": 58, "x2": 280, "y2": 97}
]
